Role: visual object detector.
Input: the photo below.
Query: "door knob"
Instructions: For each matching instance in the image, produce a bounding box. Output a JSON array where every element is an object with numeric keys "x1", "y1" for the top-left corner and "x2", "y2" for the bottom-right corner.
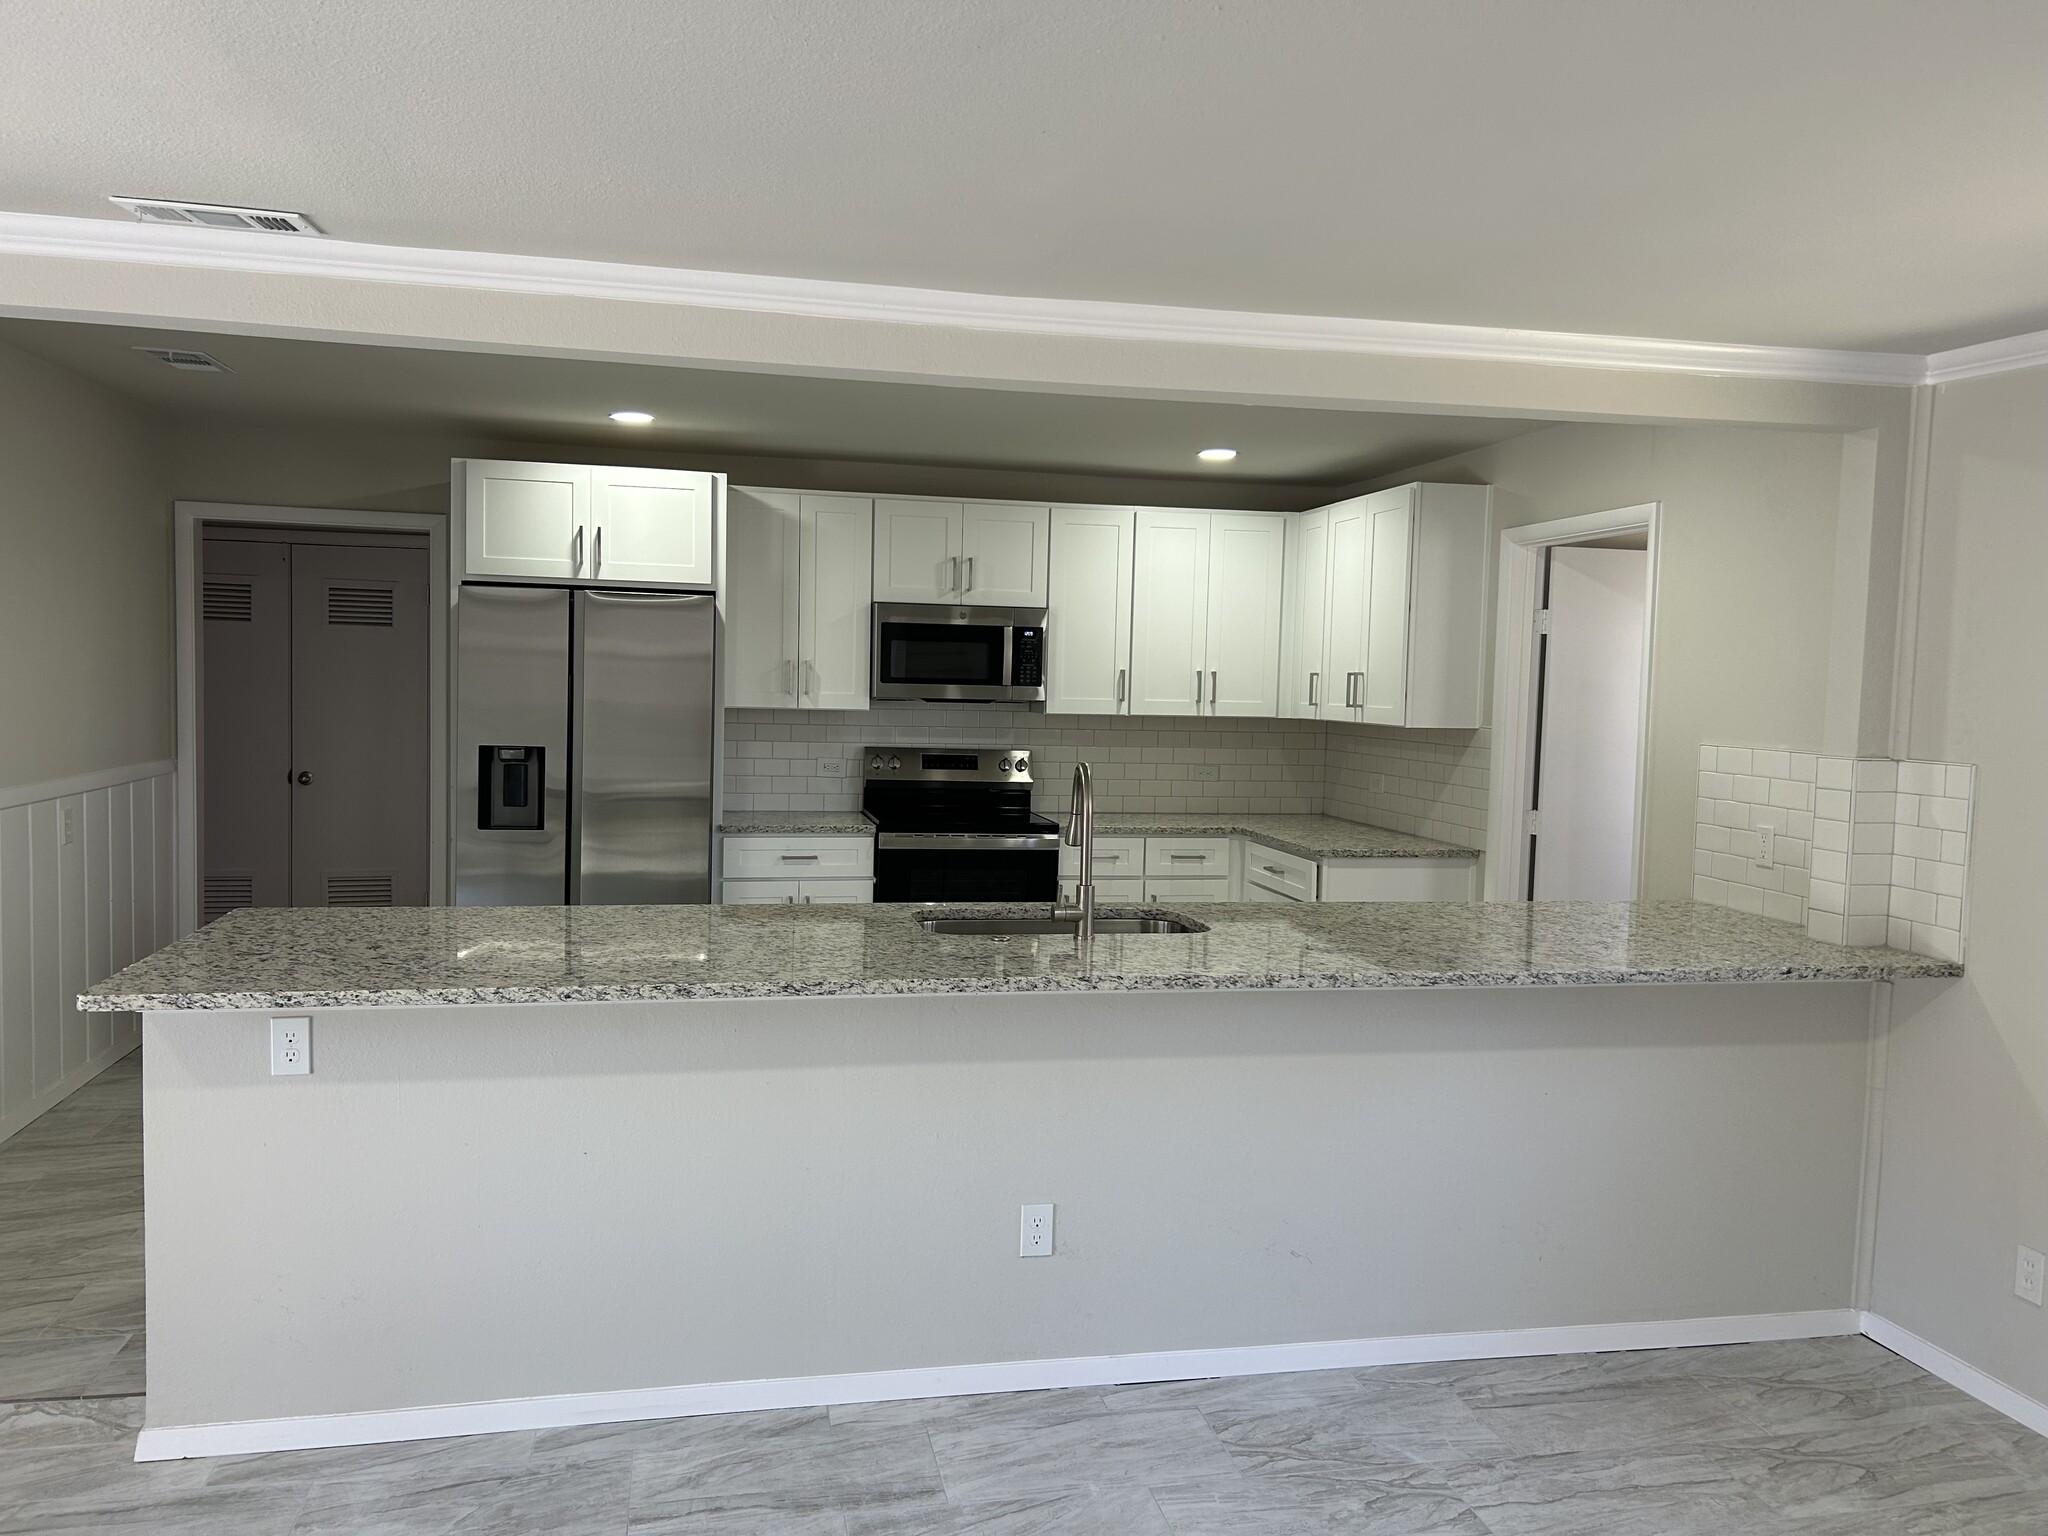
[{"x1": 295, "y1": 771, "x2": 314, "y2": 785}]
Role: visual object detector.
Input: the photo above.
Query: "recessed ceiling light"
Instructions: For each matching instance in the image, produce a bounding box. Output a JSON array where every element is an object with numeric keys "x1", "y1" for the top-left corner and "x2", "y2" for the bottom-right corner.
[
  {"x1": 609, "y1": 410, "x2": 654, "y2": 425},
  {"x1": 1197, "y1": 447, "x2": 1237, "y2": 462}
]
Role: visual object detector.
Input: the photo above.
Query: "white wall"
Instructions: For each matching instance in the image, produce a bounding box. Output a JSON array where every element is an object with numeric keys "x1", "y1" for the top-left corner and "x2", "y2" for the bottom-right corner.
[
  {"x1": 0, "y1": 336, "x2": 173, "y2": 1138},
  {"x1": 143, "y1": 981, "x2": 1873, "y2": 1430},
  {"x1": 1871, "y1": 366, "x2": 2048, "y2": 1405},
  {"x1": 1372, "y1": 422, "x2": 1851, "y2": 899}
]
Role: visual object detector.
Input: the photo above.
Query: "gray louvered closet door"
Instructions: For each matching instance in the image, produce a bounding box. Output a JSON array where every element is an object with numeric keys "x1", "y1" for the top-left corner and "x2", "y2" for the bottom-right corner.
[
  {"x1": 289, "y1": 543, "x2": 430, "y2": 909},
  {"x1": 199, "y1": 540, "x2": 293, "y2": 921}
]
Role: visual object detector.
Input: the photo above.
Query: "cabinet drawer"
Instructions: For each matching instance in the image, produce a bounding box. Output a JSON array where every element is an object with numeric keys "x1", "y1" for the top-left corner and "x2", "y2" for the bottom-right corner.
[
  {"x1": 1242, "y1": 842, "x2": 1318, "y2": 902},
  {"x1": 1245, "y1": 880, "x2": 1306, "y2": 903},
  {"x1": 1058, "y1": 876, "x2": 1144, "y2": 906},
  {"x1": 1144, "y1": 837, "x2": 1232, "y2": 877},
  {"x1": 722, "y1": 836, "x2": 873, "y2": 880},
  {"x1": 721, "y1": 878, "x2": 874, "y2": 904},
  {"x1": 1057, "y1": 836, "x2": 1144, "y2": 877},
  {"x1": 1144, "y1": 876, "x2": 1229, "y2": 903}
]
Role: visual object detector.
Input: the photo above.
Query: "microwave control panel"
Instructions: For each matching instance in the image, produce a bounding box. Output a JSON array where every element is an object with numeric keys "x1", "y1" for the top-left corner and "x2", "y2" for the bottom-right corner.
[{"x1": 1011, "y1": 626, "x2": 1044, "y2": 687}]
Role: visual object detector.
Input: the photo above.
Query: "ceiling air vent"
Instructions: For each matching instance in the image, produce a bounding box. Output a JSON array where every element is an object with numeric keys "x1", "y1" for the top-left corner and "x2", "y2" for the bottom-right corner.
[
  {"x1": 109, "y1": 196, "x2": 321, "y2": 235},
  {"x1": 135, "y1": 347, "x2": 231, "y2": 373}
]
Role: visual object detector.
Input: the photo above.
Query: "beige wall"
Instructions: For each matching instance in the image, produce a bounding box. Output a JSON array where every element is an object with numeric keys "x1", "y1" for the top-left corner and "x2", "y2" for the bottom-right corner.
[
  {"x1": 144, "y1": 982, "x2": 1872, "y2": 1428},
  {"x1": 0, "y1": 338, "x2": 170, "y2": 789},
  {"x1": 1874, "y1": 366, "x2": 2048, "y2": 1404},
  {"x1": 1371, "y1": 422, "x2": 1851, "y2": 899}
]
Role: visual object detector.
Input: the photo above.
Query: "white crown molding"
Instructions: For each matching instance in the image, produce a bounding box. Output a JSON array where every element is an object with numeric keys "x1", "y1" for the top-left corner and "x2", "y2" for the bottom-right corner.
[
  {"x1": 1922, "y1": 328, "x2": 2048, "y2": 385},
  {"x1": 0, "y1": 211, "x2": 1933, "y2": 387}
]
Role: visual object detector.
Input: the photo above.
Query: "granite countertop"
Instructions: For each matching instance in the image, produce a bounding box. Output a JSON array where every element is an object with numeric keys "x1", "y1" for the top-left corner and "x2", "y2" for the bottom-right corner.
[
  {"x1": 718, "y1": 811, "x2": 875, "y2": 836},
  {"x1": 1081, "y1": 813, "x2": 1480, "y2": 861},
  {"x1": 83, "y1": 900, "x2": 1957, "y2": 1012}
]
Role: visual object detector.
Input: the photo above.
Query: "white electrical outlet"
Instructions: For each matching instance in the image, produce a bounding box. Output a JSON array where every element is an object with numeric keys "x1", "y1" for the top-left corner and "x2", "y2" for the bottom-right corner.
[
  {"x1": 270, "y1": 1017, "x2": 311, "y2": 1076},
  {"x1": 1753, "y1": 825, "x2": 1775, "y2": 868},
  {"x1": 817, "y1": 759, "x2": 843, "y2": 777},
  {"x1": 1192, "y1": 764, "x2": 1219, "y2": 782},
  {"x1": 2017, "y1": 1245, "x2": 2045, "y2": 1307},
  {"x1": 1019, "y1": 1203, "x2": 1054, "y2": 1257}
]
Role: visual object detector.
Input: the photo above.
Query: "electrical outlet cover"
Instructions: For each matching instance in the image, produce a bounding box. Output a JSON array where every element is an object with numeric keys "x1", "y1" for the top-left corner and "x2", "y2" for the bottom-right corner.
[
  {"x1": 2018, "y1": 1245, "x2": 2045, "y2": 1306},
  {"x1": 1019, "y1": 1203, "x2": 1054, "y2": 1257},
  {"x1": 270, "y1": 1017, "x2": 312, "y2": 1076}
]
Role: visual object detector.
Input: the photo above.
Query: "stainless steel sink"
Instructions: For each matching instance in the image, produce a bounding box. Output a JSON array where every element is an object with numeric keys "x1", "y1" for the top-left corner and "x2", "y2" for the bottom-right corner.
[{"x1": 917, "y1": 915, "x2": 1204, "y2": 937}]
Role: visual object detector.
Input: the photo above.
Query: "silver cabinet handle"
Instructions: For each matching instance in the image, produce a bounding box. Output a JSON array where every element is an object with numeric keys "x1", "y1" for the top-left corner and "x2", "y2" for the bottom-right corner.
[
  {"x1": 1116, "y1": 667, "x2": 1127, "y2": 706},
  {"x1": 779, "y1": 854, "x2": 820, "y2": 862},
  {"x1": 802, "y1": 894, "x2": 814, "y2": 904},
  {"x1": 1098, "y1": 851, "x2": 1123, "y2": 862},
  {"x1": 1307, "y1": 671, "x2": 1319, "y2": 707},
  {"x1": 803, "y1": 659, "x2": 817, "y2": 699},
  {"x1": 1262, "y1": 864, "x2": 1287, "y2": 875},
  {"x1": 1168, "y1": 853, "x2": 1207, "y2": 862},
  {"x1": 784, "y1": 658, "x2": 796, "y2": 697},
  {"x1": 1345, "y1": 671, "x2": 1360, "y2": 709},
  {"x1": 571, "y1": 525, "x2": 585, "y2": 574},
  {"x1": 1194, "y1": 669, "x2": 1203, "y2": 705},
  {"x1": 948, "y1": 555, "x2": 960, "y2": 594},
  {"x1": 592, "y1": 525, "x2": 603, "y2": 576},
  {"x1": 784, "y1": 894, "x2": 797, "y2": 904},
  {"x1": 1210, "y1": 670, "x2": 1218, "y2": 711},
  {"x1": 963, "y1": 555, "x2": 975, "y2": 593}
]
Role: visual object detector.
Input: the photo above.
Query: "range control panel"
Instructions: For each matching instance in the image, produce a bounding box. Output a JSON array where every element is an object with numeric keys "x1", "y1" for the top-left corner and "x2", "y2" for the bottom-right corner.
[{"x1": 863, "y1": 748, "x2": 1034, "y2": 783}]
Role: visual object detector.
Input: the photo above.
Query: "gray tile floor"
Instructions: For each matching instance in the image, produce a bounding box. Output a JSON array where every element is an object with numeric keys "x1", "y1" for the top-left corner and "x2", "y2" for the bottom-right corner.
[{"x1": 3, "y1": 1050, "x2": 2044, "y2": 1532}]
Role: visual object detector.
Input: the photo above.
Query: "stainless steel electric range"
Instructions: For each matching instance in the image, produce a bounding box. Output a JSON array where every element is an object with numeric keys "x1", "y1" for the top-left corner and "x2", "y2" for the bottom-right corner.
[{"x1": 861, "y1": 747, "x2": 1062, "y2": 903}]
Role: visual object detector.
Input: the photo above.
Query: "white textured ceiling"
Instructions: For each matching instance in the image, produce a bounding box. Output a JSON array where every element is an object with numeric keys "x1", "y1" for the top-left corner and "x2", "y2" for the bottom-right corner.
[
  {"x1": 3, "y1": 2, "x2": 2045, "y2": 353},
  {"x1": 0, "y1": 319, "x2": 1542, "y2": 486}
]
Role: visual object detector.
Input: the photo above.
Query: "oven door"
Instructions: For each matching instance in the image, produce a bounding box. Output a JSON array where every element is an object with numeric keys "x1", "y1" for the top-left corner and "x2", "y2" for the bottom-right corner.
[
  {"x1": 874, "y1": 834, "x2": 1060, "y2": 903},
  {"x1": 871, "y1": 603, "x2": 1042, "y2": 702}
]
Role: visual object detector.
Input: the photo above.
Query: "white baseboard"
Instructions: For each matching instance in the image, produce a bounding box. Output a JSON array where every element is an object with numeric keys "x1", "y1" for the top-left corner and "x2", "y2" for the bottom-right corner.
[
  {"x1": 134, "y1": 1307, "x2": 1858, "y2": 1461},
  {"x1": 0, "y1": 1030, "x2": 140, "y2": 1147},
  {"x1": 1861, "y1": 1310, "x2": 2048, "y2": 1439}
]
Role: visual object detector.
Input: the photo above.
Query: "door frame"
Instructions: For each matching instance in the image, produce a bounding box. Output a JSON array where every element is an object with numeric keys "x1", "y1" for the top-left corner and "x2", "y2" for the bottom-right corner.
[
  {"x1": 174, "y1": 501, "x2": 451, "y2": 934},
  {"x1": 1483, "y1": 503, "x2": 1660, "y2": 902}
]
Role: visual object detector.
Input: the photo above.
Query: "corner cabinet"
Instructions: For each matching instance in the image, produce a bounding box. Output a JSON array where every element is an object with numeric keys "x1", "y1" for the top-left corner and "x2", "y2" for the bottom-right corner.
[
  {"x1": 1289, "y1": 483, "x2": 1489, "y2": 730},
  {"x1": 872, "y1": 498, "x2": 1050, "y2": 606},
  {"x1": 456, "y1": 459, "x2": 719, "y2": 588},
  {"x1": 724, "y1": 489, "x2": 872, "y2": 711}
]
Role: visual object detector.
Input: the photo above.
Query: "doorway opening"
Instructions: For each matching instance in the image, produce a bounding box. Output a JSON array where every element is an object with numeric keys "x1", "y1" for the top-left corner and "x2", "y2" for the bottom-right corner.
[
  {"x1": 174, "y1": 503, "x2": 450, "y2": 934},
  {"x1": 1486, "y1": 505, "x2": 1658, "y2": 902}
]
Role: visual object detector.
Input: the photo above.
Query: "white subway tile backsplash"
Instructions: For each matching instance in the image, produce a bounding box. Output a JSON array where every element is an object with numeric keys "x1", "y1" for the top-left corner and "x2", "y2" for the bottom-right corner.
[{"x1": 1853, "y1": 759, "x2": 1898, "y2": 793}]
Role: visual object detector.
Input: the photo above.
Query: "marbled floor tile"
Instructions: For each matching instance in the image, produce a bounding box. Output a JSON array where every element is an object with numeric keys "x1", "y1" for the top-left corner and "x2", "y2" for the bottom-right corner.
[
  {"x1": 0, "y1": 1329, "x2": 129, "y2": 1401},
  {"x1": 81, "y1": 1329, "x2": 145, "y2": 1395},
  {"x1": 1100, "y1": 1367, "x2": 1368, "y2": 1422},
  {"x1": 0, "y1": 1440, "x2": 214, "y2": 1521},
  {"x1": 0, "y1": 1480, "x2": 311, "y2": 1534},
  {"x1": 1741, "y1": 1439, "x2": 2033, "y2": 1528},
  {"x1": 204, "y1": 1428, "x2": 539, "y2": 1489},
  {"x1": 828, "y1": 1386, "x2": 1109, "y2": 1431},
  {"x1": 533, "y1": 1407, "x2": 828, "y2": 1470},
  {"x1": 1153, "y1": 1471, "x2": 1491, "y2": 1534},
  {"x1": 0, "y1": 1393, "x2": 144, "y2": 1452},
  {"x1": 0, "y1": 1274, "x2": 90, "y2": 1335},
  {"x1": 51, "y1": 1273, "x2": 146, "y2": 1332},
  {"x1": 1210, "y1": 1389, "x2": 1506, "y2": 1474},
  {"x1": 629, "y1": 1417, "x2": 944, "y2": 1509},
  {"x1": 291, "y1": 1461, "x2": 632, "y2": 1536},
  {"x1": 1455, "y1": 1375, "x2": 1764, "y2": 1456},
  {"x1": 1445, "y1": 1445, "x2": 1791, "y2": 1536},
  {"x1": 927, "y1": 1406, "x2": 1236, "y2": 1503},
  {"x1": 841, "y1": 1483, "x2": 1174, "y2": 1535},
  {"x1": 625, "y1": 1495, "x2": 849, "y2": 1535}
]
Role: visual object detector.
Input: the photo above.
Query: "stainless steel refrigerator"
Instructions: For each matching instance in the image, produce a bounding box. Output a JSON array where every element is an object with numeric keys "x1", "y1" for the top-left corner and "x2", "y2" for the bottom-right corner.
[{"x1": 455, "y1": 585, "x2": 715, "y2": 905}]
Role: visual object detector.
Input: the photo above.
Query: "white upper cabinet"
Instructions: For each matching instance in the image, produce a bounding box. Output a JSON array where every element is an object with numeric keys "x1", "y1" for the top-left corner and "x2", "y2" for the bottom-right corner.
[
  {"x1": 1045, "y1": 506, "x2": 1135, "y2": 714},
  {"x1": 723, "y1": 489, "x2": 801, "y2": 708},
  {"x1": 1311, "y1": 483, "x2": 1490, "y2": 729},
  {"x1": 1281, "y1": 508, "x2": 1331, "y2": 718},
  {"x1": 724, "y1": 490, "x2": 871, "y2": 711},
  {"x1": 872, "y1": 498, "x2": 1050, "y2": 605},
  {"x1": 1129, "y1": 509, "x2": 1211, "y2": 715},
  {"x1": 460, "y1": 460, "x2": 590, "y2": 579},
  {"x1": 457, "y1": 459, "x2": 719, "y2": 588},
  {"x1": 1204, "y1": 513, "x2": 1286, "y2": 716},
  {"x1": 589, "y1": 466, "x2": 717, "y2": 587},
  {"x1": 799, "y1": 495, "x2": 875, "y2": 711},
  {"x1": 961, "y1": 503, "x2": 1051, "y2": 605}
]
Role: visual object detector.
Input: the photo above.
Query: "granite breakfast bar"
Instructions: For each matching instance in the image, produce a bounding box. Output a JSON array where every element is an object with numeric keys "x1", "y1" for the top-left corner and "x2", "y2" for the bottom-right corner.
[{"x1": 85, "y1": 900, "x2": 1957, "y2": 1457}]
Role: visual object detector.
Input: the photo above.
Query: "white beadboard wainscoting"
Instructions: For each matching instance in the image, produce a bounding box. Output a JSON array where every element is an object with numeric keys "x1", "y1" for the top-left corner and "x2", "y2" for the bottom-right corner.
[{"x1": 0, "y1": 761, "x2": 172, "y2": 1144}]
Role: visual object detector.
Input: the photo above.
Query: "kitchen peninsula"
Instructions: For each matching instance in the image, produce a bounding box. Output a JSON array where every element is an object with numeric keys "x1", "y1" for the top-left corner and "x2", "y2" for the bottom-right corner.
[{"x1": 88, "y1": 901, "x2": 1956, "y2": 1459}]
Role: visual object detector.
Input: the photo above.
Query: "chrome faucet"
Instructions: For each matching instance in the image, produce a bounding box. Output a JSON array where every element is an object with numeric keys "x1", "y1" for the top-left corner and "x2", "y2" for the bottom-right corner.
[{"x1": 1052, "y1": 762, "x2": 1096, "y2": 941}]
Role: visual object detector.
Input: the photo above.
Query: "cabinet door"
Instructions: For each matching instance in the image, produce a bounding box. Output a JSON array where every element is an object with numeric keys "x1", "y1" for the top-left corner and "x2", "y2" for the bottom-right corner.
[
  {"x1": 798, "y1": 879, "x2": 873, "y2": 904},
  {"x1": 872, "y1": 499, "x2": 961, "y2": 602},
  {"x1": 722, "y1": 879, "x2": 803, "y2": 904},
  {"x1": 461, "y1": 459, "x2": 590, "y2": 580},
  {"x1": 589, "y1": 467, "x2": 717, "y2": 587},
  {"x1": 1204, "y1": 513, "x2": 1285, "y2": 716},
  {"x1": 724, "y1": 490, "x2": 801, "y2": 708},
  {"x1": 1128, "y1": 510, "x2": 1210, "y2": 716},
  {"x1": 800, "y1": 495, "x2": 874, "y2": 711},
  {"x1": 1359, "y1": 490, "x2": 1416, "y2": 726},
  {"x1": 1045, "y1": 506, "x2": 1135, "y2": 714},
  {"x1": 1322, "y1": 497, "x2": 1371, "y2": 721},
  {"x1": 960, "y1": 503, "x2": 1050, "y2": 606},
  {"x1": 1282, "y1": 509, "x2": 1331, "y2": 718}
]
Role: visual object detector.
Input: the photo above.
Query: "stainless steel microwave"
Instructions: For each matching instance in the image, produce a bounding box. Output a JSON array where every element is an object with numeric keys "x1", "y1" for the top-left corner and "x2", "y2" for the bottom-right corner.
[{"x1": 871, "y1": 603, "x2": 1047, "y2": 702}]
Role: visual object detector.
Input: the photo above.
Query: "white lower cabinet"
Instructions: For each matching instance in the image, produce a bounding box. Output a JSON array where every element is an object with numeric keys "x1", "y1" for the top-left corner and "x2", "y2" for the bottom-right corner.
[
  {"x1": 1320, "y1": 858, "x2": 1476, "y2": 902},
  {"x1": 1143, "y1": 875, "x2": 1229, "y2": 903},
  {"x1": 720, "y1": 835, "x2": 874, "y2": 903},
  {"x1": 1242, "y1": 842, "x2": 1318, "y2": 902}
]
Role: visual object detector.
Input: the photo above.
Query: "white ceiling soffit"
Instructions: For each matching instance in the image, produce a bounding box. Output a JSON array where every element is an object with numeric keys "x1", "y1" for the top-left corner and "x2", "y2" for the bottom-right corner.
[{"x1": 0, "y1": 211, "x2": 2036, "y2": 389}]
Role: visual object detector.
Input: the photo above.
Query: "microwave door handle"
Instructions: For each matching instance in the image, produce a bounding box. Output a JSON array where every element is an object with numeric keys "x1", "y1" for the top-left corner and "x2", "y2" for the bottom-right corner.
[{"x1": 1002, "y1": 620, "x2": 1015, "y2": 691}]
